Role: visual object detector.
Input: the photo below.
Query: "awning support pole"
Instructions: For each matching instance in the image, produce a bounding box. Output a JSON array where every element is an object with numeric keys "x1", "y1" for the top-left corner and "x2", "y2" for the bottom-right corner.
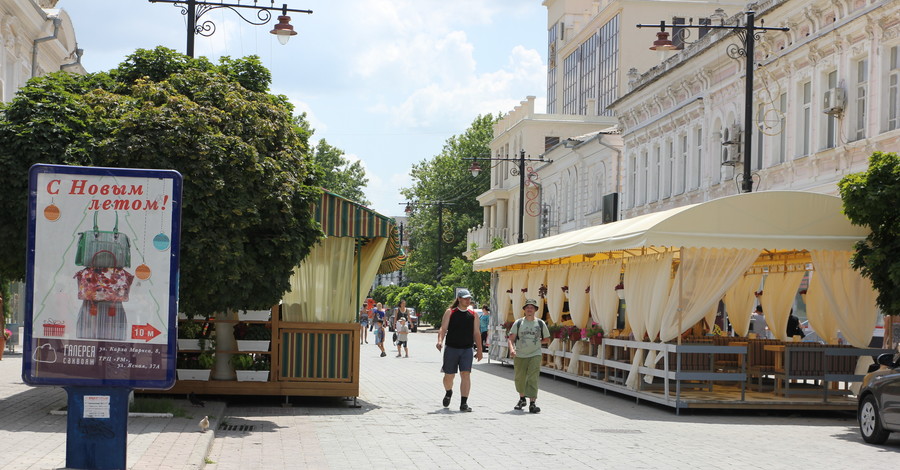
[{"x1": 677, "y1": 247, "x2": 684, "y2": 346}]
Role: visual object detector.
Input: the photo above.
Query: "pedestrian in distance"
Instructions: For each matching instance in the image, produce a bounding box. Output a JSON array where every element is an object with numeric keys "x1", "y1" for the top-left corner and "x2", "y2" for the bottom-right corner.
[
  {"x1": 478, "y1": 304, "x2": 491, "y2": 352},
  {"x1": 436, "y1": 288, "x2": 482, "y2": 412},
  {"x1": 359, "y1": 305, "x2": 369, "y2": 344},
  {"x1": 507, "y1": 299, "x2": 550, "y2": 413},
  {"x1": 374, "y1": 319, "x2": 387, "y2": 357},
  {"x1": 371, "y1": 302, "x2": 386, "y2": 332},
  {"x1": 396, "y1": 316, "x2": 410, "y2": 357}
]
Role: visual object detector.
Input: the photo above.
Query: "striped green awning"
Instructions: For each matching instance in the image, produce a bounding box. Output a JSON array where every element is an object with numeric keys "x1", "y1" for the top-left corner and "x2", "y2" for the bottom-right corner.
[{"x1": 313, "y1": 190, "x2": 406, "y2": 273}]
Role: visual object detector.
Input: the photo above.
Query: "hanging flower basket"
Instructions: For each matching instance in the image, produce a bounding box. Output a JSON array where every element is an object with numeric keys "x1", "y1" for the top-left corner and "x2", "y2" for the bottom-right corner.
[{"x1": 614, "y1": 282, "x2": 625, "y2": 300}]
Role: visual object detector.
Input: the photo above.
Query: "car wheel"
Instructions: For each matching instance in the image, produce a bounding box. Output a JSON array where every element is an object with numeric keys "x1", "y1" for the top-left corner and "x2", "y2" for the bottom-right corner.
[{"x1": 859, "y1": 394, "x2": 891, "y2": 444}]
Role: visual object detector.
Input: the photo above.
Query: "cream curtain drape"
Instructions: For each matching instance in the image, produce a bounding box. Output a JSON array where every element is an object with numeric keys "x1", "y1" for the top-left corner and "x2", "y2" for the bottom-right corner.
[
  {"x1": 545, "y1": 265, "x2": 570, "y2": 324},
  {"x1": 282, "y1": 237, "x2": 356, "y2": 322},
  {"x1": 567, "y1": 263, "x2": 593, "y2": 327},
  {"x1": 510, "y1": 270, "x2": 529, "y2": 314},
  {"x1": 527, "y1": 267, "x2": 547, "y2": 312},
  {"x1": 590, "y1": 259, "x2": 622, "y2": 334},
  {"x1": 810, "y1": 250, "x2": 879, "y2": 347},
  {"x1": 624, "y1": 253, "x2": 674, "y2": 342},
  {"x1": 659, "y1": 248, "x2": 760, "y2": 342},
  {"x1": 805, "y1": 272, "x2": 840, "y2": 344},
  {"x1": 496, "y1": 271, "x2": 513, "y2": 322},
  {"x1": 723, "y1": 274, "x2": 763, "y2": 337},
  {"x1": 352, "y1": 237, "x2": 388, "y2": 321},
  {"x1": 623, "y1": 253, "x2": 672, "y2": 390},
  {"x1": 758, "y1": 270, "x2": 805, "y2": 341}
]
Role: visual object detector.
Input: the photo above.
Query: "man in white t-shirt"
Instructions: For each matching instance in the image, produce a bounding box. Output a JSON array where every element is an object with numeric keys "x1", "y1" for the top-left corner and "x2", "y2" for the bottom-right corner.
[{"x1": 750, "y1": 305, "x2": 769, "y2": 338}]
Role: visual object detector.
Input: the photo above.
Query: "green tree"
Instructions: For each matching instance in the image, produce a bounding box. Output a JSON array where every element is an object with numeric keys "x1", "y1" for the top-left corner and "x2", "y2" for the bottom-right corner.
[
  {"x1": 311, "y1": 138, "x2": 370, "y2": 205},
  {"x1": 839, "y1": 151, "x2": 900, "y2": 316},
  {"x1": 0, "y1": 47, "x2": 322, "y2": 317},
  {"x1": 440, "y1": 244, "x2": 490, "y2": 307},
  {"x1": 401, "y1": 113, "x2": 496, "y2": 283}
]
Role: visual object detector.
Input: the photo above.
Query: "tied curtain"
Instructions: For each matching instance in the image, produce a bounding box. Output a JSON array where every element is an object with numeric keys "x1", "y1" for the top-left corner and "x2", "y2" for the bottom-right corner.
[
  {"x1": 623, "y1": 252, "x2": 673, "y2": 390},
  {"x1": 660, "y1": 248, "x2": 760, "y2": 342},
  {"x1": 352, "y1": 237, "x2": 389, "y2": 321},
  {"x1": 758, "y1": 270, "x2": 805, "y2": 341},
  {"x1": 510, "y1": 270, "x2": 529, "y2": 314},
  {"x1": 810, "y1": 250, "x2": 879, "y2": 347},
  {"x1": 590, "y1": 259, "x2": 622, "y2": 334},
  {"x1": 283, "y1": 237, "x2": 356, "y2": 322},
  {"x1": 723, "y1": 274, "x2": 763, "y2": 337},
  {"x1": 566, "y1": 263, "x2": 592, "y2": 328},
  {"x1": 805, "y1": 272, "x2": 840, "y2": 344},
  {"x1": 496, "y1": 271, "x2": 513, "y2": 322},
  {"x1": 527, "y1": 267, "x2": 547, "y2": 313},
  {"x1": 545, "y1": 265, "x2": 570, "y2": 324}
]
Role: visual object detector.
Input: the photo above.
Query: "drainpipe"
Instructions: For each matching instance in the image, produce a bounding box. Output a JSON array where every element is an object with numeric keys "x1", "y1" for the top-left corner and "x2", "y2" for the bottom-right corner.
[
  {"x1": 31, "y1": 16, "x2": 61, "y2": 78},
  {"x1": 60, "y1": 46, "x2": 84, "y2": 72}
]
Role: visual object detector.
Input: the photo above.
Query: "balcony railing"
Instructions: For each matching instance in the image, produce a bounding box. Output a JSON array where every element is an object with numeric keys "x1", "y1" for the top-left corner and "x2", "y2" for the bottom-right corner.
[{"x1": 465, "y1": 225, "x2": 510, "y2": 258}]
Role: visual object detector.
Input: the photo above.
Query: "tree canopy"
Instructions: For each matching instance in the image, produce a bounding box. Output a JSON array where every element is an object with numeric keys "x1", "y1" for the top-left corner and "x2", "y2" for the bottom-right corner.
[
  {"x1": 0, "y1": 46, "x2": 322, "y2": 316},
  {"x1": 311, "y1": 138, "x2": 369, "y2": 205},
  {"x1": 400, "y1": 113, "x2": 496, "y2": 283},
  {"x1": 839, "y1": 151, "x2": 900, "y2": 316}
]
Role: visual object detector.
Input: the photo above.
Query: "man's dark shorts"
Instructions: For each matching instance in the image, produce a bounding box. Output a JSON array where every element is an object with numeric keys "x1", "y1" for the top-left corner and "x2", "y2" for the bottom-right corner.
[{"x1": 441, "y1": 345, "x2": 474, "y2": 374}]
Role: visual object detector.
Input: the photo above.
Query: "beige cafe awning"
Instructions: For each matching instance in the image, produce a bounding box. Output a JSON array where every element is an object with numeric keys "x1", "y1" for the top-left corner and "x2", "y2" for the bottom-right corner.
[{"x1": 473, "y1": 191, "x2": 869, "y2": 271}]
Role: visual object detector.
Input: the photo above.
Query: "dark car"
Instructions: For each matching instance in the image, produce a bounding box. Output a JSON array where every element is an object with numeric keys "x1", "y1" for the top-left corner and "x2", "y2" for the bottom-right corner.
[{"x1": 858, "y1": 351, "x2": 900, "y2": 444}]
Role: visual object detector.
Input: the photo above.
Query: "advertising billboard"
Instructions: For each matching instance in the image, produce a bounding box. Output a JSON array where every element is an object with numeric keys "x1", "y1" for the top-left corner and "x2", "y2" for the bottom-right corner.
[{"x1": 23, "y1": 165, "x2": 182, "y2": 389}]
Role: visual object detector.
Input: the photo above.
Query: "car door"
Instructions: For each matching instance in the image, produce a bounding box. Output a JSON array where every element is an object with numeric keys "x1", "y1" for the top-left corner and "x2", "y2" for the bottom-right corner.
[{"x1": 881, "y1": 367, "x2": 900, "y2": 428}]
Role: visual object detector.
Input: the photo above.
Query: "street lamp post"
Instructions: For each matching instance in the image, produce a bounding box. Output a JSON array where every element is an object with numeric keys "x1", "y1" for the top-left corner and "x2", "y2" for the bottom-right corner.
[
  {"x1": 637, "y1": 10, "x2": 788, "y2": 193},
  {"x1": 149, "y1": 0, "x2": 313, "y2": 58},
  {"x1": 466, "y1": 150, "x2": 552, "y2": 243},
  {"x1": 402, "y1": 201, "x2": 456, "y2": 280}
]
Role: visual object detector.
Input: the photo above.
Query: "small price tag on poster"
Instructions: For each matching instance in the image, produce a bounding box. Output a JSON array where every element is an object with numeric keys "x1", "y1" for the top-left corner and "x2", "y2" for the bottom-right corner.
[{"x1": 84, "y1": 395, "x2": 111, "y2": 419}]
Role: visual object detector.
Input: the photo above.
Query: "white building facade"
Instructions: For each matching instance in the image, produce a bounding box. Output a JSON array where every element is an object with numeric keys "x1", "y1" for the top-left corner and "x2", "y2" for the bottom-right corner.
[
  {"x1": 468, "y1": 0, "x2": 746, "y2": 255},
  {"x1": 612, "y1": 0, "x2": 900, "y2": 217},
  {"x1": 0, "y1": 0, "x2": 84, "y2": 102}
]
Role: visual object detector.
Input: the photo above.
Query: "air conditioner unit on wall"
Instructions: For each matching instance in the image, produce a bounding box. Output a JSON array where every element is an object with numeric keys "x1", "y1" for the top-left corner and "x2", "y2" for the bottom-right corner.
[{"x1": 823, "y1": 87, "x2": 846, "y2": 115}]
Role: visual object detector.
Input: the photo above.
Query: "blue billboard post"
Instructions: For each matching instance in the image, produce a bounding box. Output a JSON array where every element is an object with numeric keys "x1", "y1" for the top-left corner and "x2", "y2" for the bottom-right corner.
[{"x1": 23, "y1": 165, "x2": 182, "y2": 469}]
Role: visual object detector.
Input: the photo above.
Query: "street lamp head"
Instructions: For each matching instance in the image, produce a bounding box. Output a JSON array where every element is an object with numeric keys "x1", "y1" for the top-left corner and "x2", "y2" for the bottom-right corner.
[
  {"x1": 650, "y1": 30, "x2": 677, "y2": 51},
  {"x1": 404, "y1": 203, "x2": 413, "y2": 214},
  {"x1": 270, "y1": 15, "x2": 298, "y2": 45},
  {"x1": 469, "y1": 161, "x2": 482, "y2": 177}
]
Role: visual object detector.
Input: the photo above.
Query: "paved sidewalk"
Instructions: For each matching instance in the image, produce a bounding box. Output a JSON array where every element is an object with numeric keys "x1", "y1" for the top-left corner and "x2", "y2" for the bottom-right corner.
[
  {"x1": 0, "y1": 347, "x2": 223, "y2": 470},
  {"x1": 205, "y1": 331, "x2": 900, "y2": 469}
]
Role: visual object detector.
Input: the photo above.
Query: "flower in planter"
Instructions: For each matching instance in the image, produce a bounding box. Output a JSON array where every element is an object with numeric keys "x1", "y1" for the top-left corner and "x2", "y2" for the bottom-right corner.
[
  {"x1": 2, "y1": 328, "x2": 11, "y2": 341},
  {"x1": 177, "y1": 351, "x2": 215, "y2": 370},
  {"x1": 230, "y1": 353, "x2": 255, "y2": 371},
  {"x1": 547, "y1": 324, "x2": 562, "y2": 338}
]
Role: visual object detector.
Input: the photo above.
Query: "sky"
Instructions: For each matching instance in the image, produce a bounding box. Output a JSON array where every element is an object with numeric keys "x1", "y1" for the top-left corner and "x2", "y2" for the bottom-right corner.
[{"x1": 59, "y1": 0, "x2": 549, "y2": 217}]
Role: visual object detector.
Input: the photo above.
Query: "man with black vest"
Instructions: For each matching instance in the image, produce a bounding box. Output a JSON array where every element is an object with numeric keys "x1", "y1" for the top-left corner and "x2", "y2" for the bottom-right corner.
[{"x1": 436, "y1": 288, "x2": 482, "y2": 412}]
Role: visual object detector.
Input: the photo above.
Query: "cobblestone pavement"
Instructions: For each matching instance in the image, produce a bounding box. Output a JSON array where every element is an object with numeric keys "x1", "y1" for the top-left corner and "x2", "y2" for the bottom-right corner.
[{"x1": 205, "y1": 330, "x2": 900, "y2": 469}]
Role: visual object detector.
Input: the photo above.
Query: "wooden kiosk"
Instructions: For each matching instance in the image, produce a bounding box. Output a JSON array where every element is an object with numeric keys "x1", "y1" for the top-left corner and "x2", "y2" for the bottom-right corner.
[{"x1": 154, "y1": 191, "x2": 403, "y2": 398}]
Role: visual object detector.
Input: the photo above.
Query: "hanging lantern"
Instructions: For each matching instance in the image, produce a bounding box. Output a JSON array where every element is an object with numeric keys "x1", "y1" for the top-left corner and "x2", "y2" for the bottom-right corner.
[
  {"x1": 153, "y1": 233, "x2": 170, "y2": 251},
  {"x1": 135, "y1": 264, "x2": 152, "y2": 280},
  {"x1": 44, "y1": 204, "x2": 60, "y2": 221}
]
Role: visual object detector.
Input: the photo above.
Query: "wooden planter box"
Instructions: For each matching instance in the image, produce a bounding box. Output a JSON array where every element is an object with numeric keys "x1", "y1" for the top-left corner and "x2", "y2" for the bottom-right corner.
[
  {"x1": 235, "y1": 370, "x2": 270, "y2": 382},
  {"x1": 176, "y1": 369, "x2": 211, "y2": 381},
  {"x1": 236, "y1": 340, "x2": 270, "y2": 352}
]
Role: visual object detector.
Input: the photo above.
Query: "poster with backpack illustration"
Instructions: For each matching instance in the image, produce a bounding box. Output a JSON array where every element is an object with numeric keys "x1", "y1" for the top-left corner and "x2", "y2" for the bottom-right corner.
[{"x1": 23, "y1": 165, "x2": 183, "y2": 390}]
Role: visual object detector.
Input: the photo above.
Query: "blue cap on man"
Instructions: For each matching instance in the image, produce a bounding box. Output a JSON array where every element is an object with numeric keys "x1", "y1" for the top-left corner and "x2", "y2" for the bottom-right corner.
[{"x1": 456, "y1": 288, "x2": 472, "y2": 299}]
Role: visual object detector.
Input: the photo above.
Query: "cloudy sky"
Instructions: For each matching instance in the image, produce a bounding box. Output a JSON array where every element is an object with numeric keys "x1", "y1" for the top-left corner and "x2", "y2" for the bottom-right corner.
[{"x1": 60, "y1": 0, "x2": 548, "y2": 216}]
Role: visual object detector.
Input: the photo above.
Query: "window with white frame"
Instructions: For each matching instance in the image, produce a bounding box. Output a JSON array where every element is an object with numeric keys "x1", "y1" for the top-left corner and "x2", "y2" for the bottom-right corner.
[
  {"x1": 640, "y1": 151, "x2": 649, "y2": 206},
  {"x1": 597, "y1": 15, "x2": 619, "y2": 117},
  {"x1": 824, "y1": 70, "x2": 837, "y2": 149},
  {"x1": 676, "y1": 133, "x2": 687, "y2": 195},
  {"x1": 853, "y1": 58, "x2": 867, "y2": 141},
  {"x1": 578, "y1": 34, "x2": 598, "y2": 115},
  {"x1": 562, "y1": 51, "x2": 579, "y2": 114},
  {"x1": 662, "y1": 140, "x2": 673, "y2": 198},
  {"x1": 798, "y1": 81, "x2": 812, "y2": 157},
  {"x1": 756, "y1": 104, "x2": 764, "y2": 170},
  {"x1": 888, "y1": 46, "x2": 900, "y2": 131},
  {"x1": 777, "y1": 93, "x2": 787, "y2": 164},
  {"x1": 693, "y1": 128, "x2": 702, "y2": 190},
  {"x1": 650, "y1": 146, "x2": 660, "y2": 202},
  {"x1": 628, "y1": 154, "x2": 637, "y2": 208}
]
